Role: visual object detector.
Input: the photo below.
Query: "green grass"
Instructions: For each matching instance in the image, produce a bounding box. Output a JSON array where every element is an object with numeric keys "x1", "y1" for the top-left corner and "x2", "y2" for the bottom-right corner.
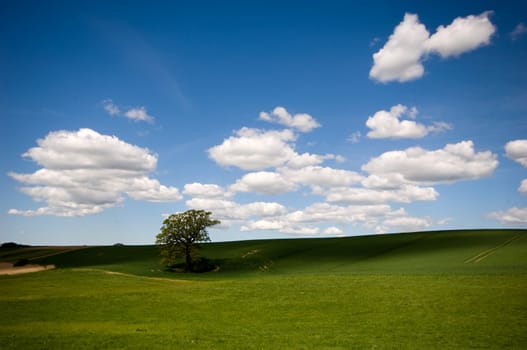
[{"x1": 1, "y1": 229, "x2": 526, "y2": 349}]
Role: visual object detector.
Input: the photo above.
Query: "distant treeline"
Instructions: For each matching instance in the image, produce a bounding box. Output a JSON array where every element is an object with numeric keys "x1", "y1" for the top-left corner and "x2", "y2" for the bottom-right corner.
[{"x1": 0, "y1": 242, "x2": 29, "y2": 248}]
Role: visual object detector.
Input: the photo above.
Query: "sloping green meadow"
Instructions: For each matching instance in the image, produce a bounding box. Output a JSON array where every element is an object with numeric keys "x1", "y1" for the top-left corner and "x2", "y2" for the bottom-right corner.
[{"x1": 1, "y1": 229, "x2": 526, "y2": 349}]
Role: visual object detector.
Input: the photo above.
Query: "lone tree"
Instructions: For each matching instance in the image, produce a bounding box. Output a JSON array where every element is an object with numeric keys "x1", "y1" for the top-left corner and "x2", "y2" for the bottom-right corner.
[{"x1": 156, "y1": 209, "x2": 220, "y2": 272}]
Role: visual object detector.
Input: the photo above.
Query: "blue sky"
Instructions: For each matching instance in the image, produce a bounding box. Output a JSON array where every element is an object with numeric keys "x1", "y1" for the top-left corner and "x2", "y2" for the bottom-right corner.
[{"x1": 1, "y1": 1, "x2": 526, "y2": 245}]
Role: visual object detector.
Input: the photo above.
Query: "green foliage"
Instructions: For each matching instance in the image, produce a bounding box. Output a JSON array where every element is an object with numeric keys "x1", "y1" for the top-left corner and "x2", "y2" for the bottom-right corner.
[{"x1": 155, "y1": 209, "x2": 220, "y2": 272}]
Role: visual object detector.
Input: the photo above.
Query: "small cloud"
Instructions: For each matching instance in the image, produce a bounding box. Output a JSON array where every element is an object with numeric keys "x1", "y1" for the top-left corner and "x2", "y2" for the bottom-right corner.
[
  {"x1": 125, "y1": 107, "x2": 155, "y2": 123},
  {"x1": 101, "y1": 99, "x2": 155, "y2": 123},
  {"x1": 347, "y1": 131, "x2": 361, "y2": 144},
  {"x1": 510, "y1": 23, "x2": 527, "y2": 41},
  {"x1": 488, "y1": 207, "x2": 527, "y2": 225},
  {"x1": 324, "y1": 226, "x2": 344, "y2": 236},
  {"x1": 102, "y1": 99, "x2": 120, "y2": 116},
  {"x1": 369, "y1": 37, "x2": 380, "y2": 47}
]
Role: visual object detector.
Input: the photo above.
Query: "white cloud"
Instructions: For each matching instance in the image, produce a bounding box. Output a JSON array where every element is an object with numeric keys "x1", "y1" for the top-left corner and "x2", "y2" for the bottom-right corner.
[
  {"x1": 230, "y1": 171, "x2": 297, "y2": 195},
  {"x1": 124, "y1": 107, "x2": 155, "y2": 123},
  {"x1": 382, "y1": 215, "x2": 431, "y2": 232},
  {"x1": 259, "y1": 106, "x2": 320, "y2": 133},
  {"x1": 102, "y1": 99, "x2": 120, "y2": 116},
  {"x1": 519, "y1": 179, "x2": 527, "y2": 195},
  {"x1": 366, "y1": 104, "x2": 451, "y2": 139},
  {"x1": 510, "y1": 23, "x2": 527, "y2": 41},
  {"x1": 347, "y1": 131, "x2": 361, "y2": 144},
  {"x1": 8, "y1": 128, "x2": 181, "y2": 216},
  {"x1": 102, "y1": 99, "x2": 155, "y2": 123},
  {"x1": 370, "y1": 13, "x2": 429, "y2": 83},
  {"x1": 362, "y1": 140, "x2": 498, "y2": 184},
  {"x1": 280, "y1": 166, "x2": 363, "y2": 189},
  {"x1": 324, "y1": 226, "x2": 344, "y2": 236},
  {"x1": 488, "y1": 207, "x2": 527, "y2": 225},
  {"x1": 323, "y1": 185, "x2": 438, "y2": 204},
  {"x1": 370, "y1": 11, "x2": 495, "y2": 83},
  {"x1": 505, "y1": 139, "x2": 527, "y2": 167},
  {"x1": 208, "y1": 127, "x2": 297, "y2": 170},
  {"x1": 425, "y1": 11, "x2": 496, "y2": 58},
  {"x1": 183, "y1": 183, "x2": 232, "y2": 199}
]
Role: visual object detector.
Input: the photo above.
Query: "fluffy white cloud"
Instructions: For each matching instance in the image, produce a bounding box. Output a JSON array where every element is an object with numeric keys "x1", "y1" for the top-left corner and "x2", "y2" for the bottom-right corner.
[
  {"x1": 370, "y1": 13, "x2": 430, "y2": 83},
  {"x1": 259, "y1": 106, "x2": 320, "y2": 133},
  {"x1": 366, "y1": 104, "x2": 451, "y2": 139},
  {"x1": 425, "y1": 11, "x2": 495, "y2": 58},
  {"x1": 505, "y1": 139, "x2": 527, "y2": 167},
  {"x1": 230, "y1": 171, "x2": 297, "y2": 195},
  {"x1": 370, "y1": 12, "x2": 495, "y2": 83},
  {"x1": 488, "y1": 207, "x2": 527, "y2": 225},
  {"x1": 382, "y1": 215, "x2": 431, "y2": 232},
  {"x1": 208, "y1": 127, "x2": 297, "y2": 170},
  {"x1": 183, "y1": 183, "x2": 232, "y2": 199},
  {"x1": 124, "y1": 107, "x2": 155, "y2": 123},
  {"x1": 280, "y1": 166, "x2": 363, "y2": 189},
  {"x1": 324, "y1": 226, "x2": 344, "y2": 236},
  {"x1": 362, "y1": 140, "x2": 498, "y2": 184},
  {"x1": 323, "y1": 185, "x2": 438, "y2": 204},
  {"x1": 8, "y1": 128, "x2": 181, "y2": 216}
]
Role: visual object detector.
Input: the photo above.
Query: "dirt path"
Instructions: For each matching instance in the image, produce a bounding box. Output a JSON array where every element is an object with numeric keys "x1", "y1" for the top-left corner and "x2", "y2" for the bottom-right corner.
[
  {"x1": 0, "y1": 263, "x2": 55, "y2": 275},
  {"x1": 71, "y1": 268, "x2": 188, "y2": 283}
]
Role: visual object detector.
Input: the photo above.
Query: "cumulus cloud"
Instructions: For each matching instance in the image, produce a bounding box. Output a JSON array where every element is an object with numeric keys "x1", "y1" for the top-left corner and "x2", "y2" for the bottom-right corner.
[
  {"x1": 207, "y1": 127, "x2": 341, "y2": 171},
  {"x1": 505, "y1": 139, "x2": 527, "y2": 167},
  {"x1": 208, "y1": 128, "x2": 297, "y2": 170},
  {"x1": 366, "y1": 104, "x2": 451, "y2": 139},
  {"x1": 8, "y1": 128, "x2": 181, "y2": 216},
  {"x1": 488, "y1": 207, "x2": 527, "y2": 225},
  {"x1": 382, "y1": 215, "x2": 431, "y2": 232},
  {"x1": 102, "y1": 99, "x2": 155, "y2": 123},
  {"x1": 322, "y1": 185, "x2": 438, "y2": 205},
  {"x1": 230, "y1": 171, "x2": 297, "y2": 195},
  {"x1": 425, "y1": 11, "x2": 496, "y2": 58},
  {"x1": 183, "y1": 183, "x2": 232, "y2": 199},
  {"x1": 324, "y1": 226, "x2": 344, "y2": 236},
  {"x1": 370, "y1": 11, "x2": 495, "y2": 83},
  {"x1": 259, "y1": 106, "x2": 320, "y2": 133},
  {"x1": 362, "y1": 140, "x2": 498, "y2": 184},
  {"x1": 280, "y1": 166, "x2": 363, "y2": 189}
]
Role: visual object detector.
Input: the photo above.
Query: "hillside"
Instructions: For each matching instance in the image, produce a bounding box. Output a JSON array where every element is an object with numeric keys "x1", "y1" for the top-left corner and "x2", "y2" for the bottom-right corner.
[{"x1": 3, "y1": 229, "x2": 526, "y2": 277}]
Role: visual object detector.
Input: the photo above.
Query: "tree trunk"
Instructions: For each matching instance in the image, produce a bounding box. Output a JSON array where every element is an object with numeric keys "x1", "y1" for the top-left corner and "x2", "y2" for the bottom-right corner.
[{"x1": 185, "y1": 246, "x2": 192, "y2": 272}]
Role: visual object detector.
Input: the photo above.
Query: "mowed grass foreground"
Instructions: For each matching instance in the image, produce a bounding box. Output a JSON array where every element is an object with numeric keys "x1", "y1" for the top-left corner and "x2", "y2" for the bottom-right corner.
[{"x1": 1, "y1": 229, "x2": 526, "y2": 349}]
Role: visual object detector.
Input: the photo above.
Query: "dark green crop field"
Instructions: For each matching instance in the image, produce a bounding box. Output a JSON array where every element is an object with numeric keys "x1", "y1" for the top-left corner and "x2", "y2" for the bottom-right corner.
[{"x1": 1, "y1": 229, "x2": 526, "y2": 349}]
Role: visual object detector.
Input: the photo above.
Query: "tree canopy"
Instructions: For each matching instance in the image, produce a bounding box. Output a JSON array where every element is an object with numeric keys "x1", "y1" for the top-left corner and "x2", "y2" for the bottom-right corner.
[{"x1": 155, "y1": 209, "x2": 220, "y2": 272}]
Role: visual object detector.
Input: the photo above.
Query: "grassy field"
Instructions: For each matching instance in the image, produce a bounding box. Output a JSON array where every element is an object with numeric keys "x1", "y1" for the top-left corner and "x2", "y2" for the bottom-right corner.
[{"x1": 1, "y1": 229, "x2": 526, "y2": 349}]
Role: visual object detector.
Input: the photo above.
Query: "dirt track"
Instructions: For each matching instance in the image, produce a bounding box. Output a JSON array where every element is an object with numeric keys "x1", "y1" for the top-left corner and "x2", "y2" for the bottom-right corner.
[{"x1": 0, "y1": 263, "x2": 55, "y2": 275}]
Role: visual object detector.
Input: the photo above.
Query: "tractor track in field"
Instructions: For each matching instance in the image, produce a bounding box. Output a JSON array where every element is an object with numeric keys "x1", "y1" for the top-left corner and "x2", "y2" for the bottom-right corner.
[
  {"x1": 71, "y1": 268, "x2": 190, "y2": 283},
  {"x1": 464, "y1": 233, "x2": 522, "y2": 263}
]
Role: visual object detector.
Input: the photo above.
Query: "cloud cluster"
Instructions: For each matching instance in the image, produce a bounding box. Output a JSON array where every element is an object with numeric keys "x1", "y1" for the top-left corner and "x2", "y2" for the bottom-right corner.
[
  {"x1": 370, "y1": 11, "x2": 496, "y2": 83},
  {"x1": 366, "y1": 104, "x2": 451, "y2": 139},
  {"x1": 8, "y1": 129, "x2": 181, "y2": 216},
  {"x1": 103, "y1": 99, "x2": 155, "y2": 123},
  {"x1": 187, "y1": 107, "x2": 498, "y2": 235}
]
